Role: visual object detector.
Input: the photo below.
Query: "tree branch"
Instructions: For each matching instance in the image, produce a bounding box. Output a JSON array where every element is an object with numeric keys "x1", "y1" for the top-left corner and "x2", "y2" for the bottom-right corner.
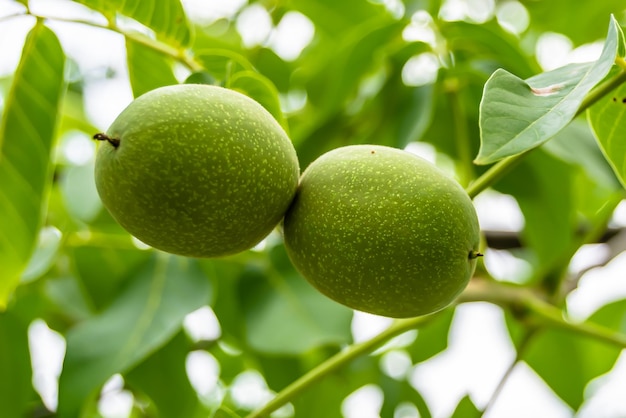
[{"x1": 12, "y1": 11, "x2": 204, "y2": 73}]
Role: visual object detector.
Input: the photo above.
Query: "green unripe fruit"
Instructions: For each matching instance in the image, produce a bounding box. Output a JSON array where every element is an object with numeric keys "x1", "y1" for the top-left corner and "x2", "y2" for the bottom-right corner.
[
  {"x1": 283, "y1": 145, "x2": 480, "y2": 318},
  {"x1": 95, "y1": 84, "x2": 299, "y2": 258}
]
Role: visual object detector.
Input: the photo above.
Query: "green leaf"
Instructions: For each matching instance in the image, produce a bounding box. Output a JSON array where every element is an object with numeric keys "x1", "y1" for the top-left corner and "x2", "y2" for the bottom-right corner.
[
  {"x1": 520, "y1": 0, "x2": 626, "y2": 46},
  {"x1": 228, "y1": 71, "x2": 287, "y2": 132},
  {"x1": 72, "y1": 0, "x2": 191, "y2": 47},
  {"x1": 239, "y1": 245, "x2": 353, "y2": 355},
  {"x1": 59, "y1": 160, "x2": 102, "y2": 223},
  {"x1": 0, "y1": 312, "x2": 36, "y2": 418},
  {"x1": 379, "y1": 374, "x2": 432, "y2": 418},
  {"x1": 0, "y1": 23, "x2": 65, "y2": 308},
  {"x1": 292, "y1": 0, "x2": 385, "y2": 37},
  {"x1": 443, "y1": 20, "x2": 539, "y2": 78},
  {"x1": 126, "y1": 331, "x2": 199, "y2": 418},
  {"x1": 291, "y1": 355, "x2": 382, "y2": 417},
  {"x1": 21, "y1": 226, "x2": 62, "y2": 283},
  {"x1": 126, "y1": 39, "x2": 178, "y2": 98},
  {"x1": 450, "y1": 395, "x2": 480, "y2": 418},
  {"x1": 305, "y1": 19, "x2": 404, "y2": 114},
  {"x1": 213, "y1": 406, "x2": 243, "y2": 418},
  {"x1": 407, "y1": 307, "x2": 455, "y2": 364},
  {"x1": 588, "y1": 79, "x2": 626, "y2": 188},
  {"x1": 71, "y1": 244, "x2": 151, "y2": 311},
  {"x1": 543, "y1": 119, "x2": 621, "y2": 191},
  {"x1": 195, "y1": 49, "x2": 255, "y2": 82},
  {"x1": 475, "y1": 16, "x2": 622, "y2": 165},
  {"x1": 585, "y1": 299, "x2": 626, "y2": 334},
  {"x1": 497, "y1": 150, "x2": 575, "y2": 278},
  {"x1": 57, "y1": 254, "x2": 211, "y2": 417},
  {"x1": 524, "y1": 301, "x2": 625, "y2": 409}
]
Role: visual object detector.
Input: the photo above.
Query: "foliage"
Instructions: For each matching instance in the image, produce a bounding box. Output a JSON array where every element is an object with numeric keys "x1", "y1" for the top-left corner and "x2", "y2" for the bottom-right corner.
[{"x1": 1, "y1": 1, "x2": 626, "y2": 417}]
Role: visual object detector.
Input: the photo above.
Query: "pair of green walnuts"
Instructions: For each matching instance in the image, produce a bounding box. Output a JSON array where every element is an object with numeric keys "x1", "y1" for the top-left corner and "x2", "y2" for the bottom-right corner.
[{"x1": 94, "y1": 84, "x2": 481, "y2": 318}]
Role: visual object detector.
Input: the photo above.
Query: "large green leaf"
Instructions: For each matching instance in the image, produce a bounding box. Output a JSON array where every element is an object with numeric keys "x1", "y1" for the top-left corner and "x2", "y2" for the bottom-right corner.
[
  {"x1": 57, "y1": 254, "x2": 211, "y2": 417},
  {"x1": 524, "y1": 300, "x2": 626, "y2": 409},
  {"x1": 588, "y1": 81, "x2": 626, "y2": 188},
  {"x1": 126, "y1": 39, "x2": 178, "y2": 98},
  {"x1": 0, "y1": 312, "x2": 36, "y2": 417},
  {"x1": 239, "y1": 245, "x2": 353, "y2": 355},
  {"x1": 72, "y1": 0, "x2": 191, "y2": 47},
  {"x1": 0, "y1": 23, "x2": 65, "y2": 308},
  {"x1": 475, "y1": 16, "x2": 622, "y2": 165},
  {"x1": 125, "y1": 331, "x2": 199, "y2": 418}
]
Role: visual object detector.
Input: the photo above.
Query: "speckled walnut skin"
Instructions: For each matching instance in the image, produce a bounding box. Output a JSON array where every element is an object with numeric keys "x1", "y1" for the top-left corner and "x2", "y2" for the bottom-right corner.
[
  {"x1": 95, "y1": 84, "x2": 300, "y2": 258},
  {"x1": 283, "y1": 145, "x2": 480, "y2": 318}
]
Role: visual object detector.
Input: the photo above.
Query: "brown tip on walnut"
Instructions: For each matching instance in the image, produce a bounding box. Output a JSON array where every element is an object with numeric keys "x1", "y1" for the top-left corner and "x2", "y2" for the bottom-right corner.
[
  {"x1": 93, "y1": 133, "x2": 120, "y2": 148},
  {"x1": 469, "y1": 250, "x2": 484, "y2": 259}
]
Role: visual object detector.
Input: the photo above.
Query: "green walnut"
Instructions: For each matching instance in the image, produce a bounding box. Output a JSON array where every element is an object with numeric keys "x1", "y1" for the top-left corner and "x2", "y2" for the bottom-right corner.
[
  {"x1": 94, "y1": 84, "x2": 299, "y2": 258},
  {"x1": 283, "y1": 145, "x2": 481, "y2": 318}
]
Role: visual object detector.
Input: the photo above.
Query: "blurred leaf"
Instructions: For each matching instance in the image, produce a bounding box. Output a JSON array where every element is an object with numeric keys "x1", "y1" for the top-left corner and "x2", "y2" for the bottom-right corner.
[
  {"x1": 497, "y1": 150, "x2": 575, "y2": 279},
  {"x1": 543, "y1": 120, "x2": 623, "y2": 229},
  {"x1": 305, "y1": 20, "x2": 404, "y2": 114},
  {"x1": 200, "y1": 257, "x2": 247, "y2": 343},
  {"x1": 252, "y1": 48, "x2": 292, "y2": 92},
  {"x1": 21, "y1": 226, "x2": 62, "y2": 284},
  {"x1": 239, "y1": 245, "x2": 352, "y2": 355},
  {"x1": 126, "y1": 39, "x2": 178, "y2": 98},
  {"x1": 397, "y1": 84, "x2": 437, "y2": 146},
  {"x1": 443, "y1": 20, "x2": 538, "y2": 78},
  {"x1": 185, "y1": 71, "x2": 215, "y2": 85},
  {"x1": 45, "y1": 277, "x2": 93, "y2": 323},
  {"x1": 71, "y1": 244, "x2": 151, "y2": 310},
  {"x1": 588, "y1": 80, "x2": 626, "y2": 188},
  {"x1": 213, "y1": 406, "x2": 242, "y2": 418},
  {"x1": 59, "y1": 160, "x2": 102, "y2": 223},
  {"x1": 57, "y1": 254, "x2": 211, "y2": 417},
  {"x1": 520, "y1": 0, "x2": 626, "y2": 45},
  {"x1": 0, "y1": 312, "x2": 36, "y2": 418},
  {"x1": 407, "y1": 307, "x2": 455, "y2": 364},
  {"x1": 544, "y1": 119, "x2": 621, "y2": 190},
  {"x1": 380, "y1": 374, "x2": 432, "y2": 418},
  {"x1": 126, "y1": 331, "x2": 199, "y2": 418},
  {"x1": 524, "y1": 300, "x2": 626, "y2": 409},
  {"x1": 228, "y1": 71, "x2": 287, "y2": 131},
  {"x1": 196, "y1": 49, "x2": 255, "y2": 82},
  {"x1": 0, "y1": 23, "x2": 65, "y2": 308},
  {"x1": 257, "y1": 352, "x2": 313, "y2": 393},
  {"x1": 73, "y1": 0, "x2": 191, "y2": 47},
  {"x1": 585, "y1": 299, "x2": 626, "y2": 333},
  {"x1": 293, "y1": 0, "x2": 386, "y2": 36},
  {"x1": 476, "y1": 16, "x2": 622, "y2": 164},
  {"x1": 450, "y1": 395, "x2": 480, "y2": 418},
  {"x1": 291, "y1": 355, "x2": 382, "y2": 417}
]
